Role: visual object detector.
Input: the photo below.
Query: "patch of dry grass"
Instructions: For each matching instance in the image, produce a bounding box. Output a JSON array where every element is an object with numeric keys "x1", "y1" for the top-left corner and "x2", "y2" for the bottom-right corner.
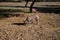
[{"x1": 0, "y1": 12, "x2": 60, "y2": 40}]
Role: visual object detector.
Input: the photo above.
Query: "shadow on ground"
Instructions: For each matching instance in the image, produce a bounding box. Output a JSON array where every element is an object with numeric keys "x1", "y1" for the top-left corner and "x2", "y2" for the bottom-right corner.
[
  {"x1": 12, "y1": 23, "x2": 26, "y2": 25},
  {"x1": 33, "y1": 7, "x2": 60, "y2": 14},
  {"x1": 15, "y1": 6, "x2": 60, "y2": 14},
  {"x1": 0, "y1": 6, "x2": 60, "y2": 15},
  {"x1": 0, "y1": 14, "x2": 10, "y2": 19}
]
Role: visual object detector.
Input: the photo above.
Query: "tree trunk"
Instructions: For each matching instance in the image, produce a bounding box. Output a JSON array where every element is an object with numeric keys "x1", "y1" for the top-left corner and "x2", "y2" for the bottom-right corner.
[
  {"x1": 25, "y1": 1, "x2": 29, "y2": 7},
  {"x1": 30, "y1": 0, "x2": 35, "y2": 12}
]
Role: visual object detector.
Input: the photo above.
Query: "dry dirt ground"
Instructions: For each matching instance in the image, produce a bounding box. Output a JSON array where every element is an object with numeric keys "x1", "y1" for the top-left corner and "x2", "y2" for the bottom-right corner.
[{"x1": 0, "y1": 12, "x2": 60, "y2": 40}]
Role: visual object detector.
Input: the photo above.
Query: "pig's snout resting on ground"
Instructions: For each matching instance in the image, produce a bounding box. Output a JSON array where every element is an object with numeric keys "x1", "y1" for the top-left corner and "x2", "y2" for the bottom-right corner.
[{"x1": 24, "y1": 15, "x2": 39, "y2": 25}]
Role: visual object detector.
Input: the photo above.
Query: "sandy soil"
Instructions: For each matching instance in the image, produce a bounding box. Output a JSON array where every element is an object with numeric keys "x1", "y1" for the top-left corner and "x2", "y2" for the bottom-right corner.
[{"x1": 0, "y1": 12, "x2": 60, "y2": 40}]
